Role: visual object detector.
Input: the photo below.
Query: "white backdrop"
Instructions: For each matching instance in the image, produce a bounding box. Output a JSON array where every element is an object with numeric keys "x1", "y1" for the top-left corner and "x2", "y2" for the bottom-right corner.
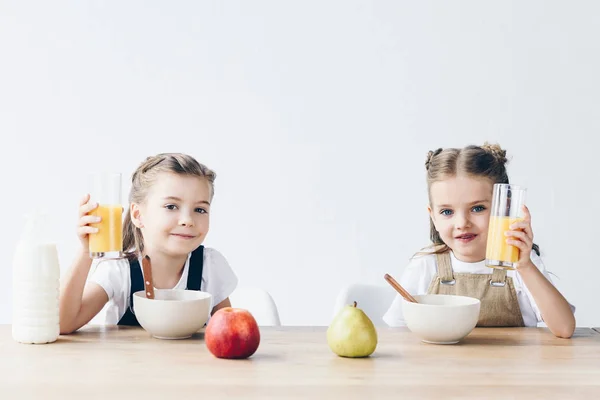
[{"x1": 1, "y1": 1, "x2": 598, "y2": 326}]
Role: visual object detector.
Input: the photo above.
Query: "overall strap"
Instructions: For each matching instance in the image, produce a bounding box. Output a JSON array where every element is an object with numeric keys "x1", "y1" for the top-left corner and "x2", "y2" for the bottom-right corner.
[
  {"x1": 490, "y1": 268, "x2": 508, "y2": 287},
  {"x1": 129, "y1": 258, "x2": 145, "y2": 306},
  {"x1": 186, "y1": 245, "x2": 205, "y2": 290},
  {"x1": 117, "y1": 257, "x2": 144, "y2": 326},
  {"x1": 435, "y1": 252, "x2": 455, "y2": 284}
]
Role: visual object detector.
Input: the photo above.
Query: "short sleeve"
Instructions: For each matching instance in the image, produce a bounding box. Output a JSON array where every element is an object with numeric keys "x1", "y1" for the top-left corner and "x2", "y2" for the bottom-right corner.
[
  {"x1": 88, "y1": 258, "x2": 130, "y2": 318},
  {"x1": 202, "y1": 248, "x2": 238, "y2": 308}
]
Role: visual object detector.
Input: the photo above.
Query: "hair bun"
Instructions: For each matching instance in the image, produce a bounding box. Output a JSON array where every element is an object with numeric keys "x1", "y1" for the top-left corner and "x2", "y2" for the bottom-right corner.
[
  {"x1": 425, "y1": 148, "x2": 443, "y2": 170},
  {"x1": 481, "y1": 142, "x2": 507, "y2": 165}
]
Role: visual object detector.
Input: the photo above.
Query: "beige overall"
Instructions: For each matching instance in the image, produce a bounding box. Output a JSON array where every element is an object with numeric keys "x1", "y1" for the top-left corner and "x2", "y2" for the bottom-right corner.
[{"x1": 427, "y1": 252, "x2": 524, "y2": 327}]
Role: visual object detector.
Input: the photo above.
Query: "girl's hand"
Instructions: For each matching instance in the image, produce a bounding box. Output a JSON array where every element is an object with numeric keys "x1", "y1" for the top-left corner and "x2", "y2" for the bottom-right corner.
[
  {"x1": 505, "y1": 205, "x2": 535, "y2": 270},
  {"x1": 77, "y1": 194, "x2": 100, "y2": 251}
]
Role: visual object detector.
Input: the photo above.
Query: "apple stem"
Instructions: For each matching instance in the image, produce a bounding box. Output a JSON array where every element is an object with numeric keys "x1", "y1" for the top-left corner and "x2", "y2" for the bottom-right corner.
[{"x1": 353, "y1": 301, "x2": 357, "y2": 308}]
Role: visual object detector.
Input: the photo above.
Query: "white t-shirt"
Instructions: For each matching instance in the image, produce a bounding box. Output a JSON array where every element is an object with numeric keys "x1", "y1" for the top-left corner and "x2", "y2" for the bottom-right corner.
[
  {"x1": 383, "y1": 250, "x2": 575, "y2": 327},
  {"x1": 89, "y1": 247, "x2": 238, "y2": 325}
]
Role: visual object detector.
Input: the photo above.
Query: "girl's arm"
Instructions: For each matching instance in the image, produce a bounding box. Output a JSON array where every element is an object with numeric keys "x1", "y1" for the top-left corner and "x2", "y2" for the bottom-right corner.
[
  {"x1": 59, "y1": 194, "x2": 110, "y2": 334},
  {"x1": 518, "y1": 262, "x2": 575, "y2": 338},
  {"x1": 59, "y1": 248, "x2": 109, "y2": 334},
  {"x1": 506, "y1": 205, "x2": 575, "y2": 338}
]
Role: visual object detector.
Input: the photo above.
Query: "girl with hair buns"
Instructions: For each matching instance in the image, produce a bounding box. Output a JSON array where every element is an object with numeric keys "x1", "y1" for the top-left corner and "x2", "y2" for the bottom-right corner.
[
  {"x1": 383, "y1": 143, "x2": 575, "y2": 338},
  {"x1": 59, "y1": 153, "x2": 238, "y2": 334}
]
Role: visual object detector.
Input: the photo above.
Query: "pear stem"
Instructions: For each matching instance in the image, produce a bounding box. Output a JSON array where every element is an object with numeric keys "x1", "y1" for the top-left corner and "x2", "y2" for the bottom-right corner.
[{"x1": 352, "y1": 301, "x2": 357, "y2": 308}]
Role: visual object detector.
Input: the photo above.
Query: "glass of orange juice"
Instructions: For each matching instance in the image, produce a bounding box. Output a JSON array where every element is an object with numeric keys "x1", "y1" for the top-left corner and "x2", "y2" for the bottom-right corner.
[
  {"x1": 485, "y1": 183, "x2": 526, "y2": 270},
  {"x1": 89, "y1": 172, "x2": 123, "y2": 259}
]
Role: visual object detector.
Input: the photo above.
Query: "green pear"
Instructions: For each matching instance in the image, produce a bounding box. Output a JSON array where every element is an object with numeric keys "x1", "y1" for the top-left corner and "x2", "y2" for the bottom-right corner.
[{"x1": 327, "y1": 301, "x2": 377, "y2": 358}]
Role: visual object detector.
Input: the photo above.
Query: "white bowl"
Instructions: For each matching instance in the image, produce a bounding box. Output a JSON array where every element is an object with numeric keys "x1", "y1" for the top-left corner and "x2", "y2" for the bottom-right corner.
[
  {"x1": 133, "y1": 289, "x2": 212, "y2": 339},
  {"x1": 402, "y1": 294, "x2": 481, "y2": 344}
]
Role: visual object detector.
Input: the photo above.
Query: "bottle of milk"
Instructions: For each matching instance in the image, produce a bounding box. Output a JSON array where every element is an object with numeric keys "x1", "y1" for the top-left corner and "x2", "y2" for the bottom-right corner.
[{"x1": 12, "y1": 211, "x2": 60, "y2": 344}]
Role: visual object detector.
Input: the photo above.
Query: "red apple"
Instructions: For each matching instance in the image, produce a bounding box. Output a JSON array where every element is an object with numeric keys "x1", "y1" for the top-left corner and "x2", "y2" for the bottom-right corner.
[{"x1": 205, "y1": 307, "x2": 260, "y2": 359}]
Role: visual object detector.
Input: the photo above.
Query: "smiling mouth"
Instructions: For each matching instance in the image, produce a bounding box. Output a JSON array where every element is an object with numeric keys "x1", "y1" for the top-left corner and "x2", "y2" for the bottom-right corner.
[
  {"x1": 455, "y1": 234, "x2": 477, "y2": 241},
  {"x1": 171, "y1": 234, "x2": 196, "y2": 239}
]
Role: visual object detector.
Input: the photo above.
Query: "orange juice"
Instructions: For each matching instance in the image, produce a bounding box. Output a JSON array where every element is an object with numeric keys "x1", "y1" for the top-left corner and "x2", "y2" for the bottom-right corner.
[
  {"x1": 485, "y1": 216, "x2": 521, "y2": 269},
  {"x1": 89, "y1": 205, "x2": 122, "y2": 255}
]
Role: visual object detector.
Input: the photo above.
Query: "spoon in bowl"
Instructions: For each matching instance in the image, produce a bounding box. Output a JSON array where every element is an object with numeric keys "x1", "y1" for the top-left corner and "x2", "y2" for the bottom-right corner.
[
  {"x1": 384, "y1": 273, "x2": 418, "y2": 303},
  {"x1": 141, "y1": 255, "x2": 155, "y2": 299}
]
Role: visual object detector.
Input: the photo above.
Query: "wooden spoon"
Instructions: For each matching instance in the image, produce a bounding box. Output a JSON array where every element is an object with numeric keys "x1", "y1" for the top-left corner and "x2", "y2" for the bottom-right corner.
[
  {"x1": 384, "y1": 273, "x2": 418, "y2": 303},
  {"x1": 141, "y1": 255, "x2": 155, "y2": 299}
]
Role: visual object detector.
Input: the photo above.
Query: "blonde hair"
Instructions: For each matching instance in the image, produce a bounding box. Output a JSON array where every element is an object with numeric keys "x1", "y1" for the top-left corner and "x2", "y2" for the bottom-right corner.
[
  {"x1": 122, "y1": 153, "x2": 216, "y2": 258},
  {"x1": 422, "y1": 142, "x2": 539, "y2": 256}
]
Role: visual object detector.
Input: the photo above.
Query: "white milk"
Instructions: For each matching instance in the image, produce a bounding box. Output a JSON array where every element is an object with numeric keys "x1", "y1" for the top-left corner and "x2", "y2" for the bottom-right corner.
[{"x1": 12, "y1": 213, "x2": 60, "y2": 344}]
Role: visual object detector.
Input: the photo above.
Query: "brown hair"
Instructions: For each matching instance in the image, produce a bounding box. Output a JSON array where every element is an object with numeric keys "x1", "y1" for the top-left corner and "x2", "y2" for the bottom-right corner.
[
  {"x1": 423, "y1": 142, "x2": 540, "y2": 256},
  {"x1": 122, "y1": 153, "x2": 216, "y2": 258}
]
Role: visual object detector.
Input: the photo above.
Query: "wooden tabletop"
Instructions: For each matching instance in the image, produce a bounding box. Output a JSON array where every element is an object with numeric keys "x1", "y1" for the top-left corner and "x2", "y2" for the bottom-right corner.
[{"x1": 1, "y1": 325, "x2": 599, "y2": 399}]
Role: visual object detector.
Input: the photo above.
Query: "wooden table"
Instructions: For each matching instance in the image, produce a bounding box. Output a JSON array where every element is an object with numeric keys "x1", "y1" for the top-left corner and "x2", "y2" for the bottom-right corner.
[{"x1": 1, "y1": 325, "x2": 599, "y2": 399}]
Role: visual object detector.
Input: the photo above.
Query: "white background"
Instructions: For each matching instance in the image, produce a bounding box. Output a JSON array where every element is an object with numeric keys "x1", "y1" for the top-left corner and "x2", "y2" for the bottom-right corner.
[{"x1": 1, "y1": 1, "x2": 597, "y2": 326}]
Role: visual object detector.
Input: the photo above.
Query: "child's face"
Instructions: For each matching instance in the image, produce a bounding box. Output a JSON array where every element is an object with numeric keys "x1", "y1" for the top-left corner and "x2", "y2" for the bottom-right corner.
[
  {"x1": 134, "y1": 172, "x2": 212, "y2": 257},
  {"x1": 428, "y1": 175, "x2": 493, "y2": 262}
]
